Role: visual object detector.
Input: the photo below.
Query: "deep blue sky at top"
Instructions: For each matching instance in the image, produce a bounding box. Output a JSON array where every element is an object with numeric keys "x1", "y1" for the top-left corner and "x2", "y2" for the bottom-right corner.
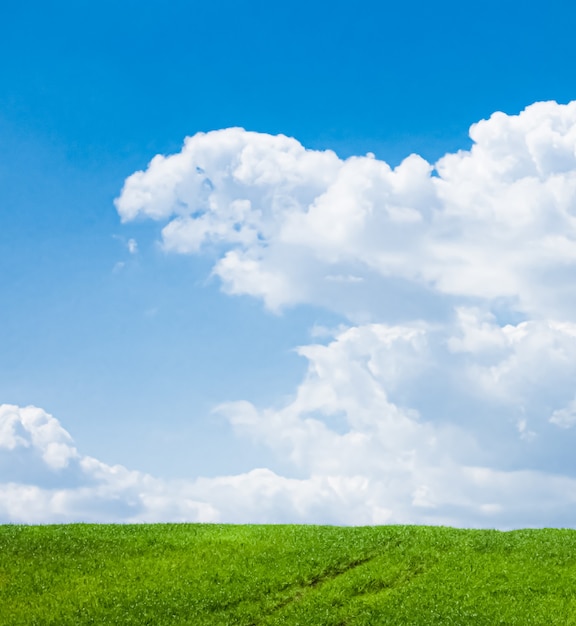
[
  {"x1": 1, "y1": 0, "x2": 575, "y2": 477},
  {"x1": 3, "y1": 0, "x2": 574, "y2": 162}
]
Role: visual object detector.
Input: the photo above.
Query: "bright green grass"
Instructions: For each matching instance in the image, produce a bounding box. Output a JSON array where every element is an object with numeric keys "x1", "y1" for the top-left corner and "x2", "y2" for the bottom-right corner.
[{"x1": 1, "y1": 524, "x2": 576, "y2": 625}]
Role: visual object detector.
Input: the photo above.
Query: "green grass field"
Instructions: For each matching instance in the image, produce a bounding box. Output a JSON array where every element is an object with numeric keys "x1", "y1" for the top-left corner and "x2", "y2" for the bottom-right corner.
[{"x1": 2, "y1": 524, "x2": 576, "y2": 625}]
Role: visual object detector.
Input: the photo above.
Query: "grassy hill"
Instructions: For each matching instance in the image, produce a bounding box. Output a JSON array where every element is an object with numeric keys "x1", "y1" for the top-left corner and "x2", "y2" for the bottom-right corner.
[{"x1": 1, "y1": 524, "x2": 576, "y2": 624}]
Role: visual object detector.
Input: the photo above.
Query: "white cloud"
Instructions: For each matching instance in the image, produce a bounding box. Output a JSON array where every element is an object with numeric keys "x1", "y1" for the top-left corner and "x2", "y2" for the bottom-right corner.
[
  {"x1": 4, "y1": 311, "x2": 576, "y2": 527},
  {"x1": 7, "y1": 101, "x2": 576, "y2": 527},
  {"x1": 115, "y1": 101, "x2": 576, "y2": 320},
  {"x1": 119, "y1": 102, "x2": 576, "y2": 526},
  {"x1": 0, "y1": 404, "x2": 78, "y2": 469},
  {"x1": 127, "y1": 238, "x2": 138, "y2": 254},
  {"x1": 550, "y1": 398, "x2": 576, "y2": 429},
  {"x1": 0, "y1": 405, "x2": 218, "y2": 524},
  {"x1": 453, "y1": 313, "x2": 576, "y2": 412}
]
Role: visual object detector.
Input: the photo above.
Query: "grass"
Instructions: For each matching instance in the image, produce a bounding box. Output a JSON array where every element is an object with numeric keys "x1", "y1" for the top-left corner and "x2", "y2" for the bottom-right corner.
[{"x1": 1, "y1": 524, "x2": 576, "y2": 624}]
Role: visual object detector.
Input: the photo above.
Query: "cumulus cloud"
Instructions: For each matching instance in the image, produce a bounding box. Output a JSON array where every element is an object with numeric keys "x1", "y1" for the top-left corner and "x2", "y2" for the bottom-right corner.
[
  {"x1": 116, "y1": 101, "x2": 576, "y2": 320},
  {"x1": 120, "y1": 102, "x2": 576, "y2": 526},
  {"x1": 6, "y1": 101, "x2": 576, "y2": 527},
  {"x1": 0, "y1": 404, "x2": 218, "y2": 524},
  {"x1": 4, "y1": 311, "x2": 576, "y2": 529}
]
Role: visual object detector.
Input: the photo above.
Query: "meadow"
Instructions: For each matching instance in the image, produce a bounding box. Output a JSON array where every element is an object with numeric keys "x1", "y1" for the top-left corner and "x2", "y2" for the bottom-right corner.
[{"x1": 1, "y1": 524, "x2": 576, "y2": 624}]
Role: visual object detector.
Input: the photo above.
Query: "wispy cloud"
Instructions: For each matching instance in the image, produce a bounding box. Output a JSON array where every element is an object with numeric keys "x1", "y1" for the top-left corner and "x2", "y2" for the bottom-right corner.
[{"x1": 127, "y1": 238, "x2": 138, "y2": 255}]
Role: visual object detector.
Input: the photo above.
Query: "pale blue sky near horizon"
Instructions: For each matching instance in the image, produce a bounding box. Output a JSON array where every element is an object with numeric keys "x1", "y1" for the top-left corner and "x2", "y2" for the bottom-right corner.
[{"x1": 2, "y1": 0, "x2": 576, "y2": 523}]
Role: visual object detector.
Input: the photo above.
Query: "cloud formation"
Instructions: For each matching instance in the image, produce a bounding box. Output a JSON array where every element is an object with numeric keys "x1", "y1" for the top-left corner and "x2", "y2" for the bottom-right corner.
[
  {"x1": 4, "y1": 310, "x2": 576, "y2": 529},
  {"x1": 116, "y1": 101, "x2": 576, "y2": 320},
  {"x1": 5, "y1": 101, "x2": 576, "y2": 527}
]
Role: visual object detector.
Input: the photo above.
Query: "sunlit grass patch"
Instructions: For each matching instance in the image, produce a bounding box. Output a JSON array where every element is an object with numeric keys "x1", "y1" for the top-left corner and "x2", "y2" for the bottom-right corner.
[{"x1": 1, "y1": 524, "x2": 576, "y2": 624}]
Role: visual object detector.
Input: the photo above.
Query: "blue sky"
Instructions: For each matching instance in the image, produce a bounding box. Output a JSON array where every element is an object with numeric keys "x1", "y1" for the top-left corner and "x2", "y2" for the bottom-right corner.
[{"x1": 2, "y1": 0, "x2": 576, "y2": 525}]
